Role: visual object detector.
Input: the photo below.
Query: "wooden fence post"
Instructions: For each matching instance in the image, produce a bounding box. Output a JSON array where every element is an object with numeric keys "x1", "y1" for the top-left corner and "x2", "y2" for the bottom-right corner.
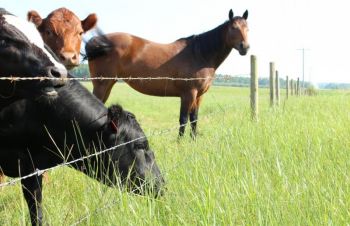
[
  {"x1": 269, "y1": 62, "x2": 275, "y2": 107},
  {"x1": 275, "y1": 70, "x2": 280, "y2": 106},
  {"x1": 290, "y1": 79, "x2": 294, "y2": 96},
  {"x1": 250, "y1": 55, "x2": 258, "y2": 121},
  {"x1": 297, "y1": 77, "x2": 300, "y2": 96},
  {"x1": 286, "y1": 75, "x2": 289, "y2": 99}
]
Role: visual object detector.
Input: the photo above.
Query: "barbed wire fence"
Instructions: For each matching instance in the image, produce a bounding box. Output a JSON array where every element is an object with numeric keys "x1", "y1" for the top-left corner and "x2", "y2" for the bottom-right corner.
[
  {"x1": 0, "y1": 73, "x2": 251, "y2": 84},
  {"x1": 2, "y1": 56, "x2": 295, "y2": 223},
  {"x1": 1, "y1": 56, "x2": 299, "y2": 189},
  {"x1": 0, "y1": 70, "x2": 253, "y2": 187}
]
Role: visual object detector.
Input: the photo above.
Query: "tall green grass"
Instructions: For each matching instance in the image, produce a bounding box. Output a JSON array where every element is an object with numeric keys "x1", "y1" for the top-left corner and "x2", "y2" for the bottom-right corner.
[{"x1": 1, "y1": 83, "x2": 350, "y2": 225}]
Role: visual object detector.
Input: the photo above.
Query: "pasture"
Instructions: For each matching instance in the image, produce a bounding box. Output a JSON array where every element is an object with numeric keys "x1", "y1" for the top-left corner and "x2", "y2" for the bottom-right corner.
[{"x1": 1, "y1": 83, "x2": 350, "y2": 225}]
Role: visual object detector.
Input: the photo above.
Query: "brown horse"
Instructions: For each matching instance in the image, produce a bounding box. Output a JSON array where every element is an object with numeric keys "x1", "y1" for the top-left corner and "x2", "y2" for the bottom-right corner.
[{"x1": 85, "y1": 9, "x2": 249, "y2": 138}]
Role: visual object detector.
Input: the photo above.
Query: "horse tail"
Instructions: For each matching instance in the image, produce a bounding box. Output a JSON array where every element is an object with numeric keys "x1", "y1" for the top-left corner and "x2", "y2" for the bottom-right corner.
[{"x1": 83, "y1": 28, "x2": 114, "y2": 61}]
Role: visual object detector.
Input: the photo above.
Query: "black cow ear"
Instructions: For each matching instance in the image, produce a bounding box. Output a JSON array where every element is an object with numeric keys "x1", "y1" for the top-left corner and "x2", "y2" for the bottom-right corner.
[
  {"x1": 243, "y1": 10, "x2": 248, "y2": 20},
  {"x1": 108, "y1": 104, "x2": 123, "y2": 121},
  {"x1": 229, "y1": 9, "x2": 234, "y2": 21}
]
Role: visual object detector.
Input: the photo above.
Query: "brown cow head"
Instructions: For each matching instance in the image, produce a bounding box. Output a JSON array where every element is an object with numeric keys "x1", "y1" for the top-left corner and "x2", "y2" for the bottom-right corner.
[{"x1": 27, "y1": 8, "x2": 97, "y2": 69}]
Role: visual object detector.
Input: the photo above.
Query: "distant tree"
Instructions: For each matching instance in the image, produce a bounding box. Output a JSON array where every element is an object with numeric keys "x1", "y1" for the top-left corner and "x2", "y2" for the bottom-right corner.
[
  {"x1": 213, "y1": 74, "x2": 313, "y2": 89},
  {"x1": 318, "y1": 83, "x2": 350, "y2": 89},
  {"x1": 70, "y1": 64, "x2": 90, "y2": 78}
]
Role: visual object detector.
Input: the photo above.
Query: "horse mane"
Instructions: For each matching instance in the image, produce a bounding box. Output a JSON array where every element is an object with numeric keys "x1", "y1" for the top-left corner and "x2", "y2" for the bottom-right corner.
[
  {"x1": 84, "y1": 28, "x2": 114, "y2": 61},
  {"x1": 180, "y1": 21, "x2": 231, "y2": 66}
]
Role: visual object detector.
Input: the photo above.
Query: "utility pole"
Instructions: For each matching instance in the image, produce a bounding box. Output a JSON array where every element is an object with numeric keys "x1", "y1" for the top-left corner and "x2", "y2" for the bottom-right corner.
[{"x1": 297, "y1": 48, "x2": 310, "y2": 92}]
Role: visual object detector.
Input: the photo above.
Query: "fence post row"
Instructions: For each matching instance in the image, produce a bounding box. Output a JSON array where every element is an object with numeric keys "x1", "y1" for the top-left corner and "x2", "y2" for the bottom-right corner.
[
  {"x1": 286, "y1": 75, "x2": 289, "y2": 99},
  {"x1": 269, "y1": 62, "x2": 275, "y2": 107},
  {"x1": 296, "y1": 77, "x2": 300, "y2": 96},
  {"x1": 275, "y1": 70, "x2": 280, "y2": 106},
  {"x1": 250, "y1": 55, "x2": 258, "y2": 121}
]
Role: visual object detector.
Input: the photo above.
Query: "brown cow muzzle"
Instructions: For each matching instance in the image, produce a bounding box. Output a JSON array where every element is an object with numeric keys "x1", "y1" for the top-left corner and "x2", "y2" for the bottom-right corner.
[{"x1": 59, "y1": 52, "x2": 79, "y2": 69}]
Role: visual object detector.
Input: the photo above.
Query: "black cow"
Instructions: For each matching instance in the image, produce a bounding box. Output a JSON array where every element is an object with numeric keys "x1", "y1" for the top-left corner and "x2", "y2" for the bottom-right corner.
[
  {"x1": 0, "y1": 8, "x2": 67, "y2": 109},
  {"x1": 0, "y1": 79, "x2": 165, "y2": 226}
]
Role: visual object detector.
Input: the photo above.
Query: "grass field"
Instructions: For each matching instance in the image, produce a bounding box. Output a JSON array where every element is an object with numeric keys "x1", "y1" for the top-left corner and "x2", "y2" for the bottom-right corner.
[{"x1": 1, "y1": 83, "x2": 350, "y2": 225}]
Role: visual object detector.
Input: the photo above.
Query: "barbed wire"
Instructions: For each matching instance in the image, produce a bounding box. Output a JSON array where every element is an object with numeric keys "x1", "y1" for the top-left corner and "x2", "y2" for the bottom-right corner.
[
  {"x1": 0, "y1": 73, "x2": 251, "y2": 82},
  {"x1": 0, "y1": 76, "x2": 209, "y2": 81},
  {"x1": 0, "y1": 136, "x2": 145, "y2": 188}
]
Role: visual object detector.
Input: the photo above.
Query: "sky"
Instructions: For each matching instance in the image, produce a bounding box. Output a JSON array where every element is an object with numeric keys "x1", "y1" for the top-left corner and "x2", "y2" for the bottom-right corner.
[{"x1": 1, "y1": 0, "x2": 349, "y2": 84}]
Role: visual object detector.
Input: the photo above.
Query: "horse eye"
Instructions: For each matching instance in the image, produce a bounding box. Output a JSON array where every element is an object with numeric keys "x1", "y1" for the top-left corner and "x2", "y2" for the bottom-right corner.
[{"x1": 232, "y1": 24, "x2": 239, "y2": 29}]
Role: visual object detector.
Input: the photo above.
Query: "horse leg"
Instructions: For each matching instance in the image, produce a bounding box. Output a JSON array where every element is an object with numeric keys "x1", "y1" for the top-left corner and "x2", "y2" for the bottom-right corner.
[
  {"x1": 179, "y1": 91, "x2": 197, "y2": 137},
  {"x1": 21, "y1": 174, "x2": 43, "y2": 226},
  {"x1": 102, "y1": 81, "x2": 117, "y2": 103},
  {"x1": 189, "y1": 96, "x2": 203, "y2": 139},
  {"x1": 92, "y1": 80, "x2": 115, "y2": 103}
]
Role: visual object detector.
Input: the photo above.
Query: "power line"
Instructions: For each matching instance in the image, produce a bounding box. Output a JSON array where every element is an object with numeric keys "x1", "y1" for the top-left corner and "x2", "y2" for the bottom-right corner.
[{"x1": 297, "y1": 48, "x2": 310, "y2": 90}]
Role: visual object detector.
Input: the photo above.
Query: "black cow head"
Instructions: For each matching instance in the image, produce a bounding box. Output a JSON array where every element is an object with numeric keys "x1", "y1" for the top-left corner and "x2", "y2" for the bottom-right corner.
[
  {"x1": 87, "y1": 104, "x2": 165, "y2": 197},
  {"x1": 0, "y1": 9, "x2": 67, "y2": 99}
]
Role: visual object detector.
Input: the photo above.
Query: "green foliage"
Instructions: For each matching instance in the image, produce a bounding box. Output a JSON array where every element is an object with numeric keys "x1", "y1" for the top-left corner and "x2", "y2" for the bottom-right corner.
[
  {"x1": 214, "y1": 74, "x2": 312, "y2": 89},
  {"x1": 318, "y1": 83, "x2": 350, "y2": 89},
  {"x1": 69, "y1": 64, "x2": 90, "y2": 78},
  {"x1": 305, "y1": 85, "x2": 318, "y2": 96},
  {"x1": 1, "y1": 84, "x2": 350, "y2": 225}
]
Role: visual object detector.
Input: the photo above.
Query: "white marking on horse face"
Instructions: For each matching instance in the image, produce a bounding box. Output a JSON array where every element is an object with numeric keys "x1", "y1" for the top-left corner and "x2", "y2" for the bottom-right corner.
[{"x1": 3, "y1": 15, "x2": 67, "y2": 72}]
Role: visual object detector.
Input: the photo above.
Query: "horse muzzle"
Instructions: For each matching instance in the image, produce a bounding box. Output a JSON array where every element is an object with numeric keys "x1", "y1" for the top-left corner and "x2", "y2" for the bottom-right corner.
[{"x1": 238, "y1": 42, "x2": 250, "y2": 56}]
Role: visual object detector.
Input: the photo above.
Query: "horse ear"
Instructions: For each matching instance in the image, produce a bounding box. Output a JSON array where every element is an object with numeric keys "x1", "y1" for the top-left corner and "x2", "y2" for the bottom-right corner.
[
  {"x1": 27, "y1": 10, "x2": 43, "y2": 27},
  {"x1": 242, "y1": 10, "x2": 248, "y2": 20},
  {"x1": 229, "y1": 9, "x2": 234, "y2": 21}
]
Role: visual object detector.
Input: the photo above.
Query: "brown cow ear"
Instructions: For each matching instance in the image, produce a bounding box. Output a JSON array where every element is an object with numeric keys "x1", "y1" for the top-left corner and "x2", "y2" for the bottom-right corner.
[
  {"x1": 82, "y1": 13, "x2": 97, "y2": 32},
  {"x1": 27, "y1": 10, "x2": 43, "y2": 27}
]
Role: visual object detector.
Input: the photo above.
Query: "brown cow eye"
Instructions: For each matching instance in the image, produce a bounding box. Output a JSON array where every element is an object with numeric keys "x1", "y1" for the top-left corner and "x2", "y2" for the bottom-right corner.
[{"x1": 46, "y1": 30, "x2": 52, "y2": 36}]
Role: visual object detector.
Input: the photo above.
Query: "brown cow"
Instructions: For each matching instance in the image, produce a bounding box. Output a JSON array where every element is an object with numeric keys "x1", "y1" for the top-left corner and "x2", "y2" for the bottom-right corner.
[{"x1": 27, "y1": 7, "x2": 97, "y2": 69}]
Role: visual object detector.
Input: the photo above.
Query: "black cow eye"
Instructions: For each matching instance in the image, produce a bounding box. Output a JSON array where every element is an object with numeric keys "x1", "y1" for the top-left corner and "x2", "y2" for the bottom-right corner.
[
  {"x1": 135, "y1": 143, "x2": 145, "y2": 150},
  {"x1": 0, "y1": 39, "x2": 7, "y2": 47}
]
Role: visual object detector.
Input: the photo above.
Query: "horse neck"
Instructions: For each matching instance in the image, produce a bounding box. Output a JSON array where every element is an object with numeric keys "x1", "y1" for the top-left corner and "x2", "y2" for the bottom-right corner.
[{"x1": 189, "y1": 22, "x2": 232, "y2": 68}]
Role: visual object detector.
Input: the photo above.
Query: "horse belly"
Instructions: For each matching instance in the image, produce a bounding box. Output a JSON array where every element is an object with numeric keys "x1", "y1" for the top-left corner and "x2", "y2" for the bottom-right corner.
[{"x1": 126, "y1": 80, "x2": 180, "y2": 97}]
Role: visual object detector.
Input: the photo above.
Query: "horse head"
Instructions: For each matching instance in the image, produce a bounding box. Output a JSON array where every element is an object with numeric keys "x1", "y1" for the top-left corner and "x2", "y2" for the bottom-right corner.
[{"x1": 225, "y1": 9, "x2": 249, "y2": 56}]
